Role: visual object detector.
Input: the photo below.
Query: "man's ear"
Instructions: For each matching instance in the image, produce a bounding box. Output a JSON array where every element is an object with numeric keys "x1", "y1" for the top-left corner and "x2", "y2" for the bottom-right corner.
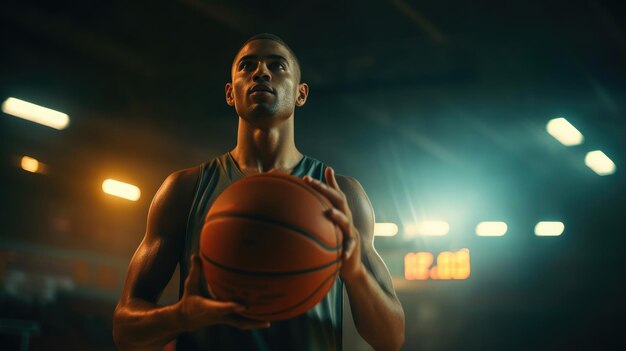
[
  {"x1": 225, "y1": 83, "x2": 234, "y2": 106},
  {"x1": 295, "y1": 83, "x2": 309, "y2": 107}
]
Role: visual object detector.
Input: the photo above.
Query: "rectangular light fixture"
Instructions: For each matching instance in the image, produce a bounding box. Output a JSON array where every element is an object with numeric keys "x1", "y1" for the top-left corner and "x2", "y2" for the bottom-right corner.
[
  {"x1": 374, "y1": 223, "x2": 398, "y2": 236},
  {"x1": 404, "y1": 220, "x2": 450, "y2": 237},
  {"x1": 585, "y1": 150, "x2": 616, "y2": 176},
  {"x1": 102, "y1": 179, "x2": 141, "y2": 201},
  {"x1": 2, "y1": 97, "x2": 70, "y2": 130},
  {"x1": 546, "y1": 117, "x2": 583, "y2": 146},
  {"x1": 534, "y1": 221, "x2": 564, "y2": 236},
  {"x1": 475, "y1": 221, "x2": 508, "y2": 236},
  {"x1": 21, "y1": 156, "x2": 42, "y2": 173}
]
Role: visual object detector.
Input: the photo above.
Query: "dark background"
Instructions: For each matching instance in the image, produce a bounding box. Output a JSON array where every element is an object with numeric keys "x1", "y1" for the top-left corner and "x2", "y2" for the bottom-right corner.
[{"x1": 1, "y1": 0, "x2": 625, "y2": 350}]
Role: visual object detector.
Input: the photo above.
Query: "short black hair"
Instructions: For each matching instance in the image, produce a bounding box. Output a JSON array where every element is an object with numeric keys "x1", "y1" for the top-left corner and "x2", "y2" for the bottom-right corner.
[{"x1": 233, "y1": 33, "x2": 302, "y2": 81}]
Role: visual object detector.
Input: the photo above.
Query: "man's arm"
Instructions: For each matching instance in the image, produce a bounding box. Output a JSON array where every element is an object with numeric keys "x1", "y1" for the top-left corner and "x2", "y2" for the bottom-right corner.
[
  {"x1": 304, "y1": 168, "x2": 405, "y2": 351},
  {"x1": 113, "y1": 168, "x2": 268, "y2": 351}
]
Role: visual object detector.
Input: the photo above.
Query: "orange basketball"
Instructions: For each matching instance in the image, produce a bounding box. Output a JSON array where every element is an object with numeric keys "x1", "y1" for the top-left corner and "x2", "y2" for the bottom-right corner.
[{"x1": 199, "y1": 172, "x2": 342, "y2": 321}]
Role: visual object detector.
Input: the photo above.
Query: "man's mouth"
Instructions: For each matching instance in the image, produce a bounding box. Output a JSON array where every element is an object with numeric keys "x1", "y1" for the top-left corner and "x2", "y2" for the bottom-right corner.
[{"x1": 249, "y1": 85, "x2": 275, "y2": 95}]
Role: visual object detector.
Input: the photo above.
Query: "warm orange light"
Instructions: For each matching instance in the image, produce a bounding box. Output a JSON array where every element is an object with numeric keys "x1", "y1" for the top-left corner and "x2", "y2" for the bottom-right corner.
[
  {"x1": 405, "y1": 249, "x2": 470, "y2": 280},
  {"x1": 102, "y1": 179, "x2": 141, "y2": 201},
  {"x1": 453, "y1": 249, "x2": 471, "y2": 279},
  {"x1": 21, "y1": 156, "x2": 40, "y2": 173},
  {"x1": 404, "y1": 252, "x2": 433, "y2": 280},
  {"x1": 434, "y1": 251, "x2": 452, "y2": 279}
]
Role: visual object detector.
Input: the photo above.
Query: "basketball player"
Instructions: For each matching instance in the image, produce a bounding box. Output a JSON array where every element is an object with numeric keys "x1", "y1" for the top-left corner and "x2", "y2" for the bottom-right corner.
[{"x1": 113, "y1": 34, "x2": 405, "y2": 351}]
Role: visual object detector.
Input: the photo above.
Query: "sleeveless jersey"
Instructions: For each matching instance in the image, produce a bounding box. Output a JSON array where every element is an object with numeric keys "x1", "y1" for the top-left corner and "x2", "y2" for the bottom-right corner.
[{"x1": 177, "y1": 152, "x2": 343, "y2": 351}]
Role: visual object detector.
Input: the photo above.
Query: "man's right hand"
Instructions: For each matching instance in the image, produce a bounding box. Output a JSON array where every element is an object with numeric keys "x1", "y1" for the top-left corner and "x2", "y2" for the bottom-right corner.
[{"x1": 176, "y1": 254, "x2": 271, "y2": 332}]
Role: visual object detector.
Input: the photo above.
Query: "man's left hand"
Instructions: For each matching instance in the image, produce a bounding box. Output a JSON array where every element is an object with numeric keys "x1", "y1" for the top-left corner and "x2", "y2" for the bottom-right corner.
[{"x1": 304, "y1": 167, "x2": 365, "y2": 284}]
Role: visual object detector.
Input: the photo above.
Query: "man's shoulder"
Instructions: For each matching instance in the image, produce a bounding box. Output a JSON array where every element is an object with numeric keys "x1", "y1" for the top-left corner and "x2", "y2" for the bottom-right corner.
[
  {"x1": 165, "y1": 154, "x2": 225, "y2": 190},
  {"x1": 165, "y1": 165, "x2": 201, "y2": 191},
  {"x1": 335, "y1": 174, "x2": 365, "y2": 198},
  {"x1": 155, "y1": 162, "x2": 210, "y2": 210},
  {"x1": 333, "y1": 172, "x2": 371, "y2": 205},
  {"x1": 334, "y1": 173, "x2": 375, "y2": 231}
]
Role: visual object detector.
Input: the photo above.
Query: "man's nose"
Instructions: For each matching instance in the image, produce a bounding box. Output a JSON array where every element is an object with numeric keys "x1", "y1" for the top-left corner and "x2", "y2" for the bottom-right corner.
[{"x1": 253, "y1": 63, "x2": 271, "y2": 81}]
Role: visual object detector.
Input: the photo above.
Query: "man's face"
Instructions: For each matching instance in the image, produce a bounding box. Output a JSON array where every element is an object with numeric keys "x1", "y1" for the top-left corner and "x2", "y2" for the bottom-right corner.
[{"x1": 226, "y1": 40, "x2": 307, "y2": 125}]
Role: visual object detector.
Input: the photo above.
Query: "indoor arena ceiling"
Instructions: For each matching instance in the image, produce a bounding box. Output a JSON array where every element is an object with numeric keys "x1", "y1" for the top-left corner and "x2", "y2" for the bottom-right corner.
[{"x1": 1, "y1": 0, "x2": 625, "y2": 257}]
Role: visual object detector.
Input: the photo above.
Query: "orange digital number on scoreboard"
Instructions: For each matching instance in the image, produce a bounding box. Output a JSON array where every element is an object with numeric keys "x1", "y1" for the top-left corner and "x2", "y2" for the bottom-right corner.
[{"x1": 404, "y1": 249, "x2": 471, "y2": 280}]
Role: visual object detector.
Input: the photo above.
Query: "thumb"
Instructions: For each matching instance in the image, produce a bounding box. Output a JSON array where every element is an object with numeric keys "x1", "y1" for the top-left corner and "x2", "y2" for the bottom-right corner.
[
  {"x1": 343, "y1": 235, "x2": 356, "y2": 260},
  {"x1": 184, "y1": 254, "x2": 202, "y2": 296},
  {"x1": 205, "y1": 300, "x2": 247, "y2": 316}
]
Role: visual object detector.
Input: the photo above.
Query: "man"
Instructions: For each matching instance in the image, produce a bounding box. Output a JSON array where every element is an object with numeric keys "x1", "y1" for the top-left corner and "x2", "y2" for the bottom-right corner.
[{"x1": 113, "y1": 33, "x2": 405, "y2": 351}]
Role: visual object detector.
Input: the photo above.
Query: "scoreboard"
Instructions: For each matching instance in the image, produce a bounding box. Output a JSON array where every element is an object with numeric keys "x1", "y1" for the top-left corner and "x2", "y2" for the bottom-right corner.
[{"x1": 404, "y1": 249, "x2": 470, "y2": 280}]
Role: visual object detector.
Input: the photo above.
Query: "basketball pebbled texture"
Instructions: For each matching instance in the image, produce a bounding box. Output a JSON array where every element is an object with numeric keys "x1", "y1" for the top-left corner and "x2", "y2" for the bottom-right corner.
[{"x1": 199, "y1": 172, "x2": 343, "y2": 321}]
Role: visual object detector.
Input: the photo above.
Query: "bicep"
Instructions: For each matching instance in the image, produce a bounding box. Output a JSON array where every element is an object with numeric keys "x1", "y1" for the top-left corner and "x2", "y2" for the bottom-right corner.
[
  {"x1": 119, "y1": 169, "x2": 197, "y2": 305},
  {"x1": 337, "y1": 175, "x2": 398, "y2": 298}
]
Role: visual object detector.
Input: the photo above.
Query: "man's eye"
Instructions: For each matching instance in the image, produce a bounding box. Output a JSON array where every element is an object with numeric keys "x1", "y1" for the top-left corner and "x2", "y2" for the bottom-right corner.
[
  {"x1": 269, "y1": 62, "x2": 286, "y2": 71},
  {"x1": 239, "y1": 61, "x2": 254, "y2": 70}
]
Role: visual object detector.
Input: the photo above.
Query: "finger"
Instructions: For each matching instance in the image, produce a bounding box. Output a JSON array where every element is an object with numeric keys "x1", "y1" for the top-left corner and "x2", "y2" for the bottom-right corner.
[
  {"x1": 184, "y1": 254, "x2": 201, "y2": 295},
  {"x1": 305, "y1": 173, "x2": 342, "y2": 202},
  {"x1": 326, "y1": 208, "x2": 352, "y2": 239},
  {"x1": 305, "y1": 176, "x2": 350, "y2": 214},
  {"x1": 223, "y1": 314, "x2": 271, "y2": 330},
  {"x1": 205, "y1": 280, "x2": 217, "y2": 299},
  {"x1": 342, "y1": 233, "x2": 357, "y2": 260},
  {"x1": 200, "y1": 299, "x2": 246, "y2": 316},
  {"x1": 325, "y1": 167, "x2": 340, "y2": 191},
  {"x1": 326, "y1": 208, "x2": 359, "y2": 258}
]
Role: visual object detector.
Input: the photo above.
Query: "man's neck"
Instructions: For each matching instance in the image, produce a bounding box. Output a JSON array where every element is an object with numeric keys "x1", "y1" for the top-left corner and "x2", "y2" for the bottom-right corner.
[{"x1": 230, "y1": 117, "x2": 303, "y2": 175}]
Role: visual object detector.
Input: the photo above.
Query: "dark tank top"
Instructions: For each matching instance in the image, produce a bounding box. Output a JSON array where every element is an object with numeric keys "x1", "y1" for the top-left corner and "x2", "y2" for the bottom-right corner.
[{"x1": 177, "y1": 152, "x2": 343, "y2": 351}]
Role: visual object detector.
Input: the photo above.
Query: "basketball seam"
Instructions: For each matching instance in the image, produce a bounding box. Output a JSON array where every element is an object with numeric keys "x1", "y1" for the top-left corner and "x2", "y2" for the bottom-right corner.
[
  {"x1": 205, "y1": 213, "x2": 341, "y2": 251},
  {"x1": 200, "y1": 251, "x2": 340, "y2": 276},
  {"x1": 249, "y1": 268, "x2": 339, "y2": 317},
  {"x1": 238, "y1": 174, "x2": 342, "y2": 255},
  {"x1": 255, "y1": 174, "x2": 343, "y2": 281}
]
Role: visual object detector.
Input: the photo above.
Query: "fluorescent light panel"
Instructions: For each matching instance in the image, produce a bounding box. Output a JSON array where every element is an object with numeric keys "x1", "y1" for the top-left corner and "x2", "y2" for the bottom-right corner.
[
  {"x1": 535, "y1": 221, "x2": 564, "y2": 236},
  {"x1": 546, "y1": 117, "x2": 583, "y2": 146},
  {"x1": 585, "y1": 150, "x2": 616, "y2": 176},
  {"x1": 21, "y1": 156, "x2": 41, "y2": 173},
  {"x1": 374, "y1": 223, "x2": 398, "y2": 237},
  {"x1": 475, "y1": 221, "x2": 508, "y2": 236},
  {"x1": 2, "y1": 97, "x2": 70, "y2": 130},
  {"x1": 404, "y1": 220, "x2": 450, "y2": 236},
  {"x1": 102, "y1": 179, "x2": 141, "y2": 201}
]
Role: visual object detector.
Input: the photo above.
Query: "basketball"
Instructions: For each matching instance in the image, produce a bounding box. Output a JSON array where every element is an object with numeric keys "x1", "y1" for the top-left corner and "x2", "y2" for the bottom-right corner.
[{"x1": 199, "y1": 172, "x2": 343, "y2": 321}]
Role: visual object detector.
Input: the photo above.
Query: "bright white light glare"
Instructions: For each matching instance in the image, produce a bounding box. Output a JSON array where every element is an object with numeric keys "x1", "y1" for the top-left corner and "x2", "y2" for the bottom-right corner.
[
  {"x1": 405, "y1": 220, "x2": 450, "y2": 236},
  {"x1": 21, "y1": 156, "x2": 40, "y2": 173},
  {"x1": 2, "y1": 97, "x2": 70, "y2": 130},
  {"x1": 102, "y1": 179, "x2": 141, "y2": 201},
  {"x1": 374, "y1": 223, "x2": 398, "y2": 237},
  {"x1": 534, "y1": 221, "x2": 564, "y2": 236},
  {"x1": 546, "y1": 117, "x2": 584, "y2": 146},
  {"x1": 475, "y1": 221, "x2": 508, "y2": 236},
  {"x1": 585, "y1": 150, "x2": 616, "y2": 176}
]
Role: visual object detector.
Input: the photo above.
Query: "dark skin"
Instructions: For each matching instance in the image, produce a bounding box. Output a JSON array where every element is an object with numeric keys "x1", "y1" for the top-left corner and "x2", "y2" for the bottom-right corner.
[{"x1": 113, "y1": 39, "x2": 405, "y2": 351}]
